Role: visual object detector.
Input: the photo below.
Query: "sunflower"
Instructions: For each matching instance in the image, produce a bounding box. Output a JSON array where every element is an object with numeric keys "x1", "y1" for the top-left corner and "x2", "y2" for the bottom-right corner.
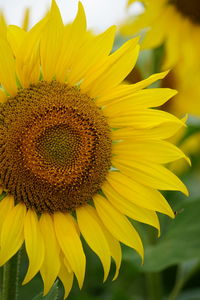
[
  {"x1": 161, "y1": 63, "x2": 200, "y2": 117},
  {"x1": 0, "y1": 1, "x2": 188, "y2": 298},
  {"x1": 121, "y1": 0, "x2": 200, "y2": 69}
]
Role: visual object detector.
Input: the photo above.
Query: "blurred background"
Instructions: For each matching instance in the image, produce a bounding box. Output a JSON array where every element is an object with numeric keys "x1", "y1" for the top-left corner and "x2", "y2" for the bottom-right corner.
[
  {"x1": 1, "y1": 1, "x2": 200, "y2": 300},
  {"x1": 0, "y1": 0, "x2": 141, "y2": 32}
]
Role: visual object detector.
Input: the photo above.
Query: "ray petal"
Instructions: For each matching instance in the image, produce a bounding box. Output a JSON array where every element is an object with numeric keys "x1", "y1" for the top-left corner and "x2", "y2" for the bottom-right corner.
[
  {"x1": 39, "y1": 213, "x2": 60, "y2": 295},
  {"x1": 112, "y1": 158, "x2": 188, "y2": 195},
  {"x1": 102, "y1": 181, "x2": 160, "y2": 234},
  {"x1": 96, "y1": 71, "x2": 169, "y2": 106},
  {"x1": 0, "y1": 89, "x2": 7, "y2": 103},
  {"x1": 23, "y1": 209, "x2": 45, "y2": 284},
  {"x1": 81, "y1": 38, "x2": 140, "y2": 97},
  {"x1": 107, "y1": 109, "x2": 185, "y2": 128},
  {"x1": 53, "y1": 212, "x2": 86, "y2": 289},
  {"x1": 0, "y1": 195, "x2": 14, "y2": 234},
  {"x1": 93, "y1": 194, "x2": 144, "y2": 260},
  {"x1": 40, "y1": 0, "x2": 64, "y2": 81},
  {"x1": 22, "y1": 8, "x2": 30, "y2": 31},
  {"x1": 59, "y1": 259, "x2": 74, "y2": 299},
  {"x1": 103, "y1": 88, "x2": 177, "y2": 114},
  {"x1": 111, "y1": 120, "x2": 186, "y2": 141},
  {"x1": 7, "y1": 25, "x2": 26, "y2": 57},
  {"x1": 96, "y1": 218, "x2": 122, "y2": 280},
  {"x1": 76, "y1": 205, "x2": 111, "y2": 282},
  {"x1": 106, "y1": 171, "x2": 175, "y2": 218},
  {"x1": 0, "y1": 202, "x2": 26, "y2": 265},
  {"x1": 113, "y1": 139, "x2": 189, "y2": 164},
  {"x1": 0, "y1": 38, "x2": 17, "y2": 96},
  {"x1": 55, "y1": 2, "x2": 87, "y2": 82},
  {"x1": 68, "y1": 25, "x2": 116, "y2": 85},
  {"x1": 14, "y1": 14, "x2": 48, "y2": 87},
  {"x1": 0, "y1": 14, "x2": 7, "y2": 40}
]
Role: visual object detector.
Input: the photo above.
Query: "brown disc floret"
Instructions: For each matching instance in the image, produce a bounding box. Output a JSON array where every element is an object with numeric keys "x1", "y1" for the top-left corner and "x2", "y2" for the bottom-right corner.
[{"x1": 0, "y1": 81, "x2": 112, "y2": 213}]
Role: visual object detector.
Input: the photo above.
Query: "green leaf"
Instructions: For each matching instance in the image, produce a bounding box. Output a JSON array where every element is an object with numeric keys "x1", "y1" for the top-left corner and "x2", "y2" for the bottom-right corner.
[
  {"x1": 32, "y1": 293, "x2": 43, "y2": 300},
  {"x1": 125, "y1": 199, "x2": 200, "y2": 272},
  {"x1": 32, "y1": 281, "x2": 59, "y2": 300},
  {"x1": 177, "y1": 288, "x2": 200, "y2": 300}
]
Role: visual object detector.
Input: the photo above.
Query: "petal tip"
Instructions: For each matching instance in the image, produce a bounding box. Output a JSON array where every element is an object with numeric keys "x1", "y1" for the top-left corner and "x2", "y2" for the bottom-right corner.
[{"x1": 185, "y1": 156, "x2": 191, "y2": 166}]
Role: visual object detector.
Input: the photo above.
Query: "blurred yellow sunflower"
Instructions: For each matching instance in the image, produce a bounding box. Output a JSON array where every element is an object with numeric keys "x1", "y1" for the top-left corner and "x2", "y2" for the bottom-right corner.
[
  {"x1": 161, "y1": 64, "x2": 200, "y2": 117},
  {"x1": 121, "y1": 0, "x2": 200, "y2": 69},
  {"x1": 170, "y1": 131, "x2": 200, "y2": 175},
  {"x1": 0, "y1": 0, "x2": 188, "y2": 298}
]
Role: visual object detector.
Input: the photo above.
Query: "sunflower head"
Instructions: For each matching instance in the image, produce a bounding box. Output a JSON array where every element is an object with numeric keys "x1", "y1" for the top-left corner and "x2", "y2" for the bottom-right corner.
[
  {"x1": 0, "y1": 81, "x2": 112, "y2": 213},
  {"x1": 0, "y1": 0, "x2": 188, "y2": 298}
]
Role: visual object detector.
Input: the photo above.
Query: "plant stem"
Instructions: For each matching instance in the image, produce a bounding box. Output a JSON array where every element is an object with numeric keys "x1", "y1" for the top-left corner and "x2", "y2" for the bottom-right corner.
[
  {"x1": 145, "y1": 227, "x2": 163, "y2": 300},
  {"x1": 1, "y1": 249, "x2": 22, "y2": 300},
  {"x1": 146, "y1": 272, "x2": 163, "y2": 300}
]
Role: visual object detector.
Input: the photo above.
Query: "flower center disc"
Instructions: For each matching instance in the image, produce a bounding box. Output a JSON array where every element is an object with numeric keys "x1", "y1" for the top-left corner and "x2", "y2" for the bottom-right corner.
[
  {"x1": 170, "y1": 0, "x2": 200, "y2": 24},
  {"x1": 0, "y1": 81, "x2": 112, "y2": 213}
]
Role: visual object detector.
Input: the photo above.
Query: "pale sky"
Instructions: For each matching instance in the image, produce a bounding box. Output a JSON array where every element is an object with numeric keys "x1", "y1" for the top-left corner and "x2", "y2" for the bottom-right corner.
[{"x1": 0, "y1": 0, "x2": 141, "y2": 32}]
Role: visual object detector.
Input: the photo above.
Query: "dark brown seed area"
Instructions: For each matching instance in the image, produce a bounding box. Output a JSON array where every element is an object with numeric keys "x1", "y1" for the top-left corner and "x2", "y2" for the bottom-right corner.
[
  {"x1": 169, "y1": 0, "x2": 200, "y2": 24},
  {"x1": 0, "y1": 81, "x2": 112, "y2": 213}
]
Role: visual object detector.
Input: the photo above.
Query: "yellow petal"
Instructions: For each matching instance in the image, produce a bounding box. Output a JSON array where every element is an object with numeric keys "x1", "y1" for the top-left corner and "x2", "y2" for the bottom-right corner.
[
  {"x1": 59, "y1": 259, "x2": 74, "y2": 299},
  {"x1": 7, "y1": 25, "x2": 26, "y2": 57},
  {"x1": 113, "y1": 139, "x2": 188, "y2": 164},
  {"x1": 0, "y1": 38, "x2": 17, "y2": 96},
  {"x1": 103, "y1": 89, "x2": 177, "y2": 115},
  {"x1": 76, "y1": 205, "x2": 111, "y2": 282},
  {"x1": 0, "y1": 202, "x2": 26, "y2": 265},
  {"x1": 40, "y1": 0, "x2": 64, "y2": 81},
  {"x1": 93, "y1": 194, "x2": 144, "y2": 260},
  {"x1": 0, "y1": 89, "x2": 7, "y2": 103},
  {"x1": 0, "y1": 195, "x2": 14, "y2": 234},
  {"x1": 112, "y1": 121, "x2": 186, "y2": 141},
  {"x1": 53, "y1": 212, "x2": 86, "y2": 289},
  {"x1": 81, "y1": 38, "x2": 140, "y2": 97},
  {"x1": 106, "y1": 171, "x2": 175, "y2": 218},
  {"x1": 55, "y1": 2, "x2": 87, "y2": 82},
  {"x1": 96, "y1": 71, "x2": 169, "y2": 106},
  {"x1": 0, "y1": 15, "x2": 7, "y2": 40},
  {"x1": 39, "y1": 213, "x2": 60, "y2": 295},
  {"x1": 63, "y1": 256, "x2": 73, "y2": 273},
  {"x1": 112, "y1": 158, "x2": 188, "y2": 195},
  {"x1": 102, "y1": 181, "x2": 160, "y2": 234},
  {"x1": 77, "y1": 205, "x2": 122, "y2": 280},
  {"x1": 68, "y1": 25, "x2": 116, "y2": 85},
  {"x1": 97, "y1": 220, "x2": 122, "y2": 280},
  {"x1": 23, "y1": 209, "x2": 45, "y2": 284},
  {"x1": 15, "y1": 14, "x2": 48, "y2": 87},
  {"x1": 107, "y1": 109, "x2": 185, "y2": 128},
  {"x1": 22, "y1": 8, "x2": 30, "y2": 31}
]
